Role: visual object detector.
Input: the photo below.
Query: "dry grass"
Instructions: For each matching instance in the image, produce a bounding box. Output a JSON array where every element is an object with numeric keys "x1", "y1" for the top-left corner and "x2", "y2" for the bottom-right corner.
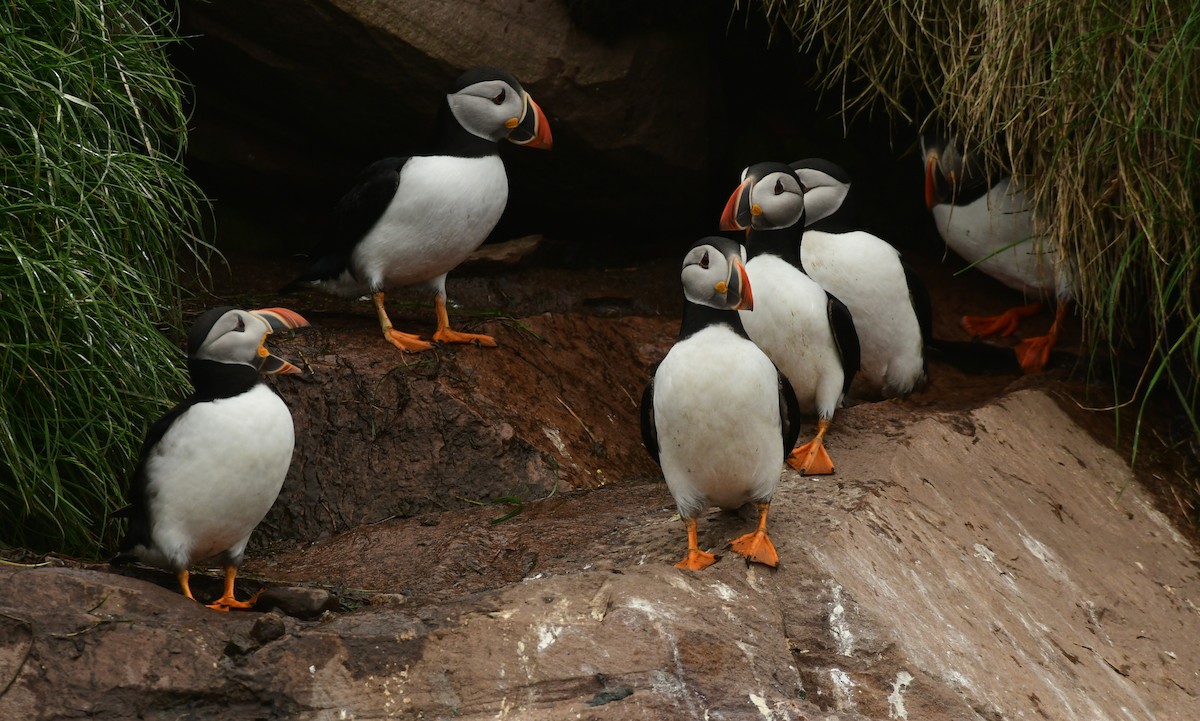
[{"x1": 756, "y1": 0, "x2": 1199, "y2": 464}]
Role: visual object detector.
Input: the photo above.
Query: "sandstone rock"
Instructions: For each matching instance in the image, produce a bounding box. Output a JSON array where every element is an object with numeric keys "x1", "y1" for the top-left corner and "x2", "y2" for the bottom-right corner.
[
  {"x1": 258, "y1": 309, "x2": 666, "y2": 546},
  {"x1": 2, "y1": 390, "x2": 1196, "y2": 720}
]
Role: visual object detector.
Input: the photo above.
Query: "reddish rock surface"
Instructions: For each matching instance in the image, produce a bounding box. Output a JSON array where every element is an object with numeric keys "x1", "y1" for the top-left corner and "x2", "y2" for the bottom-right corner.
[{"x1": 1, "y1": 252, "x2": 1197, "y2": 720}]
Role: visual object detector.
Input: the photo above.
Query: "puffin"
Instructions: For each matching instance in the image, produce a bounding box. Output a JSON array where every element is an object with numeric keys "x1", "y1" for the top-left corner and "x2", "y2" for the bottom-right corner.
[
  {"x1": 115, "y1": 306, "x2": 309, "y2": 610},
  {"x1": 793, "y1": 157, "x2": 1023, "y2": 377},
  {"x1": 641, "y1": 236, "x2": 801, "y2": 570},
  {"x1": 921, "y1": 134, "x2": 1072, "y2": 373},
  {"x1": 726, "y1": 160, "x2": 928, "y2": 400},
  {"x1": 718, "y1": 164, "x2": 861, "y2": 475},
  {"x1": 282, "y1": 66, "x2": 552, "y2": 352}
]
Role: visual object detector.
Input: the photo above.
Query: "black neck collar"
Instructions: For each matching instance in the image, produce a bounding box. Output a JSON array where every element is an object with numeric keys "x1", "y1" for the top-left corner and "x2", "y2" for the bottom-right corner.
[
  {"x1": 186, "y1": 359, "x2": 262, "y2": 401},
  {"x1": 746, "y1": 226, "x2": 804, "y2": 272},
  {"x1": 678, "y1": 300, "x2": 751, "y2": 341}
]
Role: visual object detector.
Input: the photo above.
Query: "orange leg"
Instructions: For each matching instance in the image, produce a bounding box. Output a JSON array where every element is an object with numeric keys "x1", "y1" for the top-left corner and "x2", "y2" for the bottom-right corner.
[
  {"x1": 675, "y1": 517, "x2": 718, "y2": 571},
  {"x1": 788, "y1": 418, "x2": 836, "y2": 475},
  {"x1": 962, "y1": 301, "x2": 1042, "y2": 338},
  {"x1": 374, "y1": 291, "x2": 435, "y2": 352},
  {"x1": 431, "y1": 292, "x2": 497, "y2": 347},
  {"x1": 177, "y1": 570, "x2": 196, "y2": 601},
  {"x1": 205, "y1": 565, "x2": 263, "y2": 612},
  {"x1": 1014, "y1": 302, "x2": 1068, "y2": 374},
  {"x1": 729, "y1": 503, "x2": 779, "y2": 567}
]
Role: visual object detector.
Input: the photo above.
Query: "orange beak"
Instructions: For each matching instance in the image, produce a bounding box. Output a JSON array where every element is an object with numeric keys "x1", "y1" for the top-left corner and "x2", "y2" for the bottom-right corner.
[
  {"x1": 508, "y1": 93, "x2": 553, "y2": 150},
  {"x1": 731, "y1": 255, "x2": 753, "y2": 311},
  {"x1": 250, "y1": 307, "x2": 310, "y2": 375},
  {"x1": 924, "y1": 155, "x2": 940, "y2": 210},
  {"x1": 720, "y1": 178, "x2": 754, "y2": 231}
]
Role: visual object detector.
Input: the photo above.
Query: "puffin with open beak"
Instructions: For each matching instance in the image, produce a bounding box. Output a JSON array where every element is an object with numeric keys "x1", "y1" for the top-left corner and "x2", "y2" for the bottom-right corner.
[
  {"x1": 282, "y1": 66, "x2": 552, "y2": 352},
  {"x1": 720, "y1": 163, "x2": 860, "y2": 475},
  {"x1": 115, "y1": 306, "x2": 309, "y2": 610},
  {"x1": 641, "y1": 236, "x2": 801, "y2": 570},
  {"x1": 921, "y1": 134, "x2": 1073, "y2": 373}
]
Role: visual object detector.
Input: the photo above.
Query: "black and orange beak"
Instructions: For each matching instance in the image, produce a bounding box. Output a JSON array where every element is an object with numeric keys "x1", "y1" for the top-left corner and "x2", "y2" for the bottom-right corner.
[
  {"x1": 924, "y1": 154, "x2": 940, "y2": 210},
  {"x1": 508, "y1": 92, "x2": 553, "y2": 150},
  {"x1": 250, "y1": 307, "x2": 309, "y2": 375},
  {"x1": 719, "y1": 177, "x2": 756, "y2": 231},
  {"x1": 724, "y1": 254, "x2": 754, "y2": 311}
]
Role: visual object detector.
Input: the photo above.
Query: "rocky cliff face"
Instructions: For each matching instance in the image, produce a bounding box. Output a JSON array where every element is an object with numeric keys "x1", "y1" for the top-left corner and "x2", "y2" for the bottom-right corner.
[
  {"x1": 1, "y1": 279, "x2": 1197, "y2": 719},
  {"x1": 2, "y1": 388, "x2": 1196, "y2": 720},
  {"x1": 174, "y1": 0, "x2": 732, "y2": 256}
]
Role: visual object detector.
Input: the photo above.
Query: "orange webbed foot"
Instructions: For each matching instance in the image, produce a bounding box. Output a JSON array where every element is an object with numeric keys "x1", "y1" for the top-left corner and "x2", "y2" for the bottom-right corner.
[
  {"x1": 432, "y1": 328, "x2": 497, "y2": 347},
  {"x1": 205, "y1": 588, "x2": 263, "y2": 612},
  {"x1": 384, "y1": 329, "x2": 435, "y2": 353},
  {"x1": 729, "y1": 530, "x2": 778, "y2": 567},
  {"x1": 674, "y1": 548, "x2": 719, "y2": 571},
  {"x1": 961, "y1": 301, "x2": 1042, "y2": 338},
  {"x1": 1014, "y1": 334, "x2": 1054, "y2": 373},
  {"x1": 788, "y1": 437, "x2": 835, "y2": 475}
]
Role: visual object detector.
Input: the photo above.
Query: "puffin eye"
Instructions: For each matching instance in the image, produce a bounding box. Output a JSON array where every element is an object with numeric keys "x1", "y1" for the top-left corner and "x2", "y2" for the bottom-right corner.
[
  {"x1": 492, "y1": 89, "x2": 506, "y2": 105},
  {"x1": 699, "y1": 250, "x2": 710, "y2": 269},
  {"x1": 774, "y1": 179, "x2": 785, "y2": 195},
  {"x1": 233, "y1": 317, "x2": 246, "y2": 332}
]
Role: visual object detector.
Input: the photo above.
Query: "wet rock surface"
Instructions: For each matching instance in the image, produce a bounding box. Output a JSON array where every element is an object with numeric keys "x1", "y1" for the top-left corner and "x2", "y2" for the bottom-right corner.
[{"x1": 1, "y1": 257, "x2": 1197, "y2": 719}]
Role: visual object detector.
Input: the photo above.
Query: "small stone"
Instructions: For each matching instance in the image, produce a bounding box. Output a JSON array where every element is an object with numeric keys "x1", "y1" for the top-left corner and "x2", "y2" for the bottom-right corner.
[
  {"x1": 223, "y1": 633, "x2": 256, "y2": 657},
  {"x1": 250, "y1": 612, "x2": 287, "y2": 644},
  {"x1": 256, "y1": 586, "x2": 339, "y2": 620},
  {"x1": 369, "y1": 593, "x2": 407, "y2": 608}
]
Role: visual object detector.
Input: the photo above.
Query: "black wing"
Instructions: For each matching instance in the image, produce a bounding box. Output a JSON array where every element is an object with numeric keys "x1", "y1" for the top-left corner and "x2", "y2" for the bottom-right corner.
[
  {"x1": 826, "y1": 291, "x2": 861, "y2": 397},
  {"x1": 777, "y1": 370, "x2": 803, "y2": 455},
  {"x1": 639, "y1": 378, "x2": 660, "y2": 466},
  {"x1": 901, "y1": 261, "x2": 934, "y2": 347},
  {"x1": 114, "y1": 396, "x2": 198, "y2": 557},
  {"x1": 280, "y1": 157, "x2": 410, "y2": 290}
]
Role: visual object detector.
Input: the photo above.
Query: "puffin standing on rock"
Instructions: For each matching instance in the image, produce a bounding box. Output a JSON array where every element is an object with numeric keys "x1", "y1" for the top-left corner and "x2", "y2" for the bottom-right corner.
[
  {"x1": 719, "y1": 162, "x2": 860, "y2": 475},
  {"x1": 727, "y1": 160, "x2": 928, "y2": 401},
  {"x1": 282, "y1": 66, "x2": 552, "y2": 352},
  {"x1": 641, "y1": 236, "x2": 801, "y2": 570},
  {"x1": 921, "y1": 134, "x2": 1072, "y2": 373},
  {"x1": 115, "y1": 306, "x2": 309, "y2": 610}
]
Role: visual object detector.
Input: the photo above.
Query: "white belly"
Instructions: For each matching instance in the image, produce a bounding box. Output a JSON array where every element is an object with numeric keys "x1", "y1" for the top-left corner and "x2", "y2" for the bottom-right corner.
[
  {"x1": 931, "y1": 177, "x2": 1070, "y2": 299},
  {"x1": 801, "y1": 230, "x2": 925, "y2": 398},
  {"x1": 346, "y1": 154, "x2": 508, "y2": 294},
  {"x1": 739, "y1": 255, "x2": 845, "y2": 418},
  {"x1": 653, "y1": 326, "x2": 783, "y2": 519},
  {"x1": 143, "y1": 384, "x2": 295, "y2": 569}
]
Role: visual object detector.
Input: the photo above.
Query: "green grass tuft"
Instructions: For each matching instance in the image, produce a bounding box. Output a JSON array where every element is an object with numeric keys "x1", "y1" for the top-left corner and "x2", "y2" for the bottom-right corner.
[{"x1": 1, "y1": 1, "x2": 209, "y2": 555}]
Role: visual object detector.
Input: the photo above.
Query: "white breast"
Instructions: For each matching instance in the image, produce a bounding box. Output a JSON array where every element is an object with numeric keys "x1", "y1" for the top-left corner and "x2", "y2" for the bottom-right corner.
[
  {"x1": 141, "y1": 384, "x2": 295, "y2": 569},
  {"x1": 347, "y1": 154, "x2": 508, "y2": 294},
  {"x1": 931, "y1": 177, "x2": 1070, "y2": 298},
  {"x1": 739, "y1": 254, "x2": 845, "y2": 418},
  {"x1": 801, "y1": 230, "x2": 925, "y2": 398},
  {"x1": 653, "y1": 325, "x2": 783, "y2": 519}
]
